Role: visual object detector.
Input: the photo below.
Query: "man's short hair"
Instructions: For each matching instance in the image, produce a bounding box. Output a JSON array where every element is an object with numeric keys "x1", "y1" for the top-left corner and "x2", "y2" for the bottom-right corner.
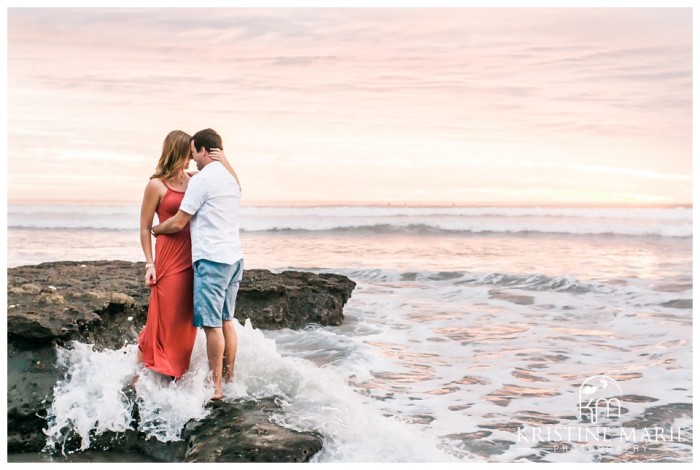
[{"x1": 192, "y1": 128, "x2": 223, "y2": 153}]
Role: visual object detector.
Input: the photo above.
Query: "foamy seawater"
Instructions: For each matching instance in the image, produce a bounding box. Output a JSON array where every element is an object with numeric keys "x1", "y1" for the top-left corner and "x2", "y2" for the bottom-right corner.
[{"x1": 8, "y1": 205, "x2": 693, "y2": 462}]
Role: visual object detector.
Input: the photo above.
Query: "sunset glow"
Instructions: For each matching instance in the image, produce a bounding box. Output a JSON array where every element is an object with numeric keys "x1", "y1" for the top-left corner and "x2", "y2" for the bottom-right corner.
[{"x1": 7, "y1": 7, "x2": 692, "y2": 205}]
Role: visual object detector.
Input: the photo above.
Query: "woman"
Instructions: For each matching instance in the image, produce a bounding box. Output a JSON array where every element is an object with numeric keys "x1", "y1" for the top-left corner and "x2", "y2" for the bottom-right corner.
[{"x1": 138, "y1": 130, "x2": 238, "y2": 379}]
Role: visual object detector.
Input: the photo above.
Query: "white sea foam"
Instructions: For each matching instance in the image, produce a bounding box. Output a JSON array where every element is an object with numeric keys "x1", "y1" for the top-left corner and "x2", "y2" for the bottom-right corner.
[
  {"x1": 225, "y1": 320, "x2": 456, "y2": 462},
  {"x1": 132, "y1": 337, "x2": 212, "y2": 442},
  {"x1": 44, "y1": 343, "x2": 140, "y2": 453},
  {"x1": 43, "y1": 320, "x2": 457, "y2": 462},
  {"x1": 43, "y1": 334, "x2": 215, "y2": 453}
]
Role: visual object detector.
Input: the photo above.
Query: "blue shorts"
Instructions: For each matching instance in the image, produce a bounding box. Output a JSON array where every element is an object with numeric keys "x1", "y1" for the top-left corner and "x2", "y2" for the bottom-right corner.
[{"x1": 193, "y1": 258, "x2": 244, "y2": 328}]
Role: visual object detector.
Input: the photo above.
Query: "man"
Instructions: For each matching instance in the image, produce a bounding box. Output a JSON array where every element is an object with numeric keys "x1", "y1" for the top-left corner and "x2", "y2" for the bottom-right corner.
[{"x1": 152, "y1": 128, "x2": 243, "y2": 400}]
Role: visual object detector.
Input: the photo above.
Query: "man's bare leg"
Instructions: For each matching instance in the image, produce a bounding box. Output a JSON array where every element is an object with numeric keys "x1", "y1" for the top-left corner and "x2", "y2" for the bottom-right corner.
[
  {"x1": 222, "y1": 320, "x2": 238, "y2": 383},
  {"x1": 203, "y1": 327, "x2": 225, "y2": 399}
]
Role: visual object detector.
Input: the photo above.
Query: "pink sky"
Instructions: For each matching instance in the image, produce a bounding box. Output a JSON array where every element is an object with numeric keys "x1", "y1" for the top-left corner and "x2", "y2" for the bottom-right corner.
[{"x1": 7, "y1": 8, "x2": 692, "y2": 205}]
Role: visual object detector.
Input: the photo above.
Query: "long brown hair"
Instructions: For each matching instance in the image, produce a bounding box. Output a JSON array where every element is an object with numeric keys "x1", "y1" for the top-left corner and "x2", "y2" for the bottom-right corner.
[{"x1": 150, "y1": 130, "x2": 191, "y2": 181}]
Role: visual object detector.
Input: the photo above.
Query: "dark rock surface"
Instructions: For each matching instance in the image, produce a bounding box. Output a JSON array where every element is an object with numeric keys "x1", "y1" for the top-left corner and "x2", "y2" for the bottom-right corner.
[
  {"x1": 8, "y1": 261, "x2": 147, "y2": 351},
  {"x1": 182, "y1": 398, "x2": 323, "y2": 463},
  {"x1": 7, "y1": 344, "x2": 60, "y2": 452},
  {"x1": 238, "y1": 269, "x2": 355, "y2": 329},
  {"x1": 8, "y1": 261, "x2": 356, "y2": 350},
  {"x1": 7, "y1": 261, "x2": 355, "y2": 461},
  {"x1": 33, "y1": 397, "x2": 323, "y2": 463}
]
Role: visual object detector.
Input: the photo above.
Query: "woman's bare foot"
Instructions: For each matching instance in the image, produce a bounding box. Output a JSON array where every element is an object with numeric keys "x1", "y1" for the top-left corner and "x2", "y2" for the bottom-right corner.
[{"x1": 211, "y1": 389, "x2": 224, "y2": 401}]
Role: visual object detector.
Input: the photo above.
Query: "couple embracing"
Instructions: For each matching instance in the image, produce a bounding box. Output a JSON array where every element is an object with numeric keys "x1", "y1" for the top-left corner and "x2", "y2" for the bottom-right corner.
[{"x1": 138, "y1": 128, "x2": 242, "y2": 401}]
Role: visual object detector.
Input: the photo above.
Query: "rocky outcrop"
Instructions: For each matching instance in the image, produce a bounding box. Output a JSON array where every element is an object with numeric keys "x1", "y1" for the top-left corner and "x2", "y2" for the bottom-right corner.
[
  {"x1": 8, "y1": 261, "x2": 148, "y2": 351},
  {"x1": 8, "y1": 261, "x2": 356, "y2": 349},
  {"x1": 238, "y1": 269, "x2": 355, "y2": 329},
  {"x1": 36, "y1": 397, "x2": 323, "y2": 463},
  {"x1": 181, "y1": 398, "x2": 323, "y2": 462},
  {"x1": 7, "y1": 261, "x2": 355, "y2": 461}
]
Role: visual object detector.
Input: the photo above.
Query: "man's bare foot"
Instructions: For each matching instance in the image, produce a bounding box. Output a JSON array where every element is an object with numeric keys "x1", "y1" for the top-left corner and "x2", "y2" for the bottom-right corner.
[{"x1": 211, "y1": 389, "x2": 224, "y2": 401}]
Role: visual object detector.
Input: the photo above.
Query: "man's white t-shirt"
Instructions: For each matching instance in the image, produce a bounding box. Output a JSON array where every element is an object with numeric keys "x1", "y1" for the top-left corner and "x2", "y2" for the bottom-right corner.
[{"x1": 180, "y1": 161, "x2": 243, "y2": 265}]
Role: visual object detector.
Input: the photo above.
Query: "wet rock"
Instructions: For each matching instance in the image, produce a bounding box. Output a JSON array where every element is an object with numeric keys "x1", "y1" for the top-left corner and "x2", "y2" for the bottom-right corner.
[
  {"x1": 7, "y1": 261, "x2": 354, "y2": 460},
  {"x1": 236, "y1": 269, "x2": 355, "y2": 329},
  {"x1": 182, "y1": 398, "x2": 323, "y2": 462},
  {"x1": 7, "y1": 344, "x2": 62, "y2": 452},
  {"x1": 20, "y1": 283, "x2": 43, "y2": 294},
  {"x1": 8, "y1": 262, "x2": 356, "y2": 351},
  {"x1": 8, "y1": 261, "x2": 149, "y2": 351},
  {"x1": 37, "y1": 397, "x2": 323, "y2": 463}
]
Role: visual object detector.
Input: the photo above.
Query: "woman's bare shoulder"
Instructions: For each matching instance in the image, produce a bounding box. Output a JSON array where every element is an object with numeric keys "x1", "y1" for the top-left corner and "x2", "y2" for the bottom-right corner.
[
  {"x1": 146, "y1": 177, "x2": 166, "y2": 188},
  {"x1": 144, "y1": 177, "x2": 167, "y2": 196}
]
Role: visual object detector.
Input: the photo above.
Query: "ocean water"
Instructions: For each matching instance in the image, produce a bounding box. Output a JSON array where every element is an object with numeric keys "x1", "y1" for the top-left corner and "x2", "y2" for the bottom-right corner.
[{"x1": 7, "y1": 204, "x2": 693, "y2": 462}]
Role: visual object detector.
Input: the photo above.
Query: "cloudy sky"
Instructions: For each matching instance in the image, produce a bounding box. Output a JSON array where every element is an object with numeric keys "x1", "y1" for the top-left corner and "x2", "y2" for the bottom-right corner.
[{"x1": 7, "y1": 7, "x2": 692, "y2": 205}]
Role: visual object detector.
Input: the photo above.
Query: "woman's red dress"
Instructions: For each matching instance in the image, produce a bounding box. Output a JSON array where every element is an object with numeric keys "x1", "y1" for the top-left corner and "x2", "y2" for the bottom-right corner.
[{"x1": 138, "y1": 184, "x2": 197, "y2": 379}]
